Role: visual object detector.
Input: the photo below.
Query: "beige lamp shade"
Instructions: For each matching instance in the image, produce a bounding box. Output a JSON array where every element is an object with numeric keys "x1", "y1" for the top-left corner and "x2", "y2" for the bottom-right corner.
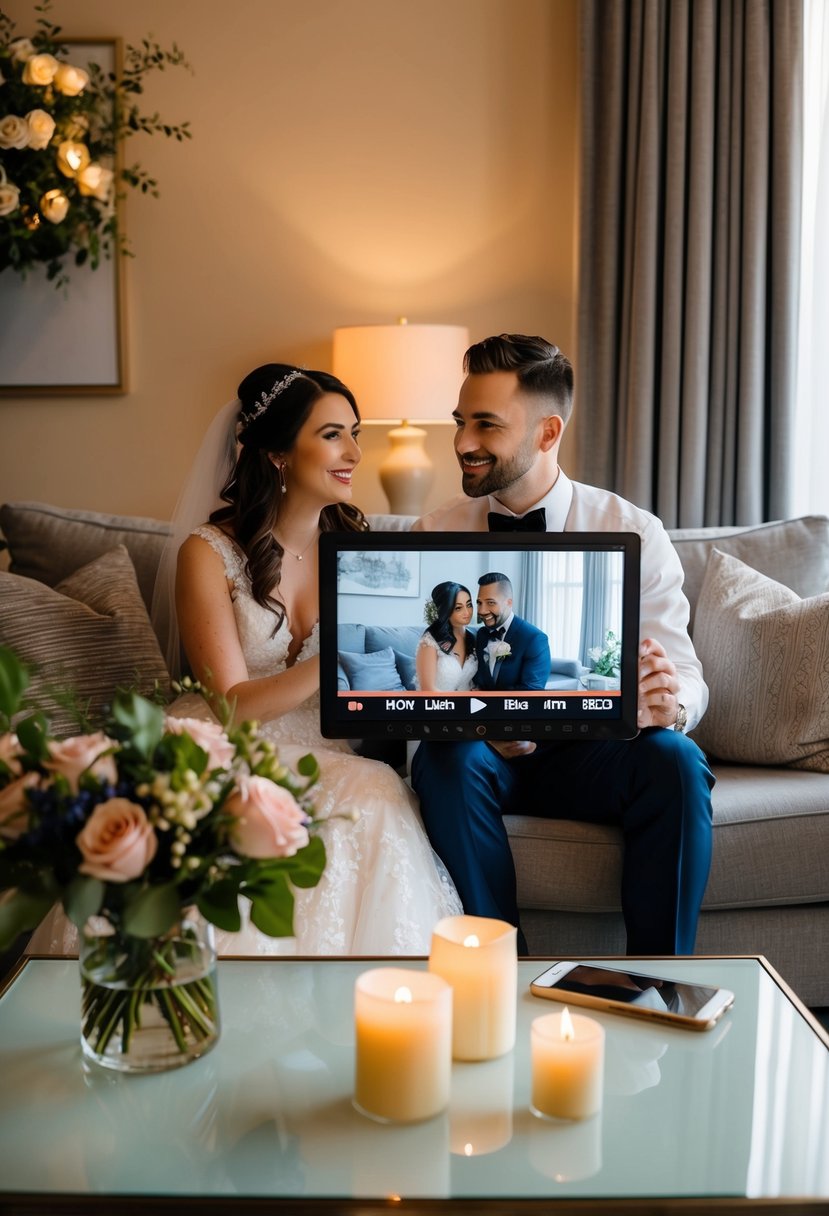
[
  {"x1": 332, "y1": 322, "x2": 470, "y2": 424},
  {"x1": 332, "y1": 321, "x2": 469, "y2": 515}
]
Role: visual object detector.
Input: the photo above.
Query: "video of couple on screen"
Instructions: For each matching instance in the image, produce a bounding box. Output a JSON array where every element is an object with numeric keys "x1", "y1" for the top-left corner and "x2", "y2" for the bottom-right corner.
[{"x1": 334, "y1": 544, "x2": 628, "y2": 726}]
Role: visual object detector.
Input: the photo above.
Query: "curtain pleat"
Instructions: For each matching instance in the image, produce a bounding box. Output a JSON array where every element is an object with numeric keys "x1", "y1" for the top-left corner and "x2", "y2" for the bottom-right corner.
[{"x1": 577, "y1": 0, "x2": 803, "y2": 528}]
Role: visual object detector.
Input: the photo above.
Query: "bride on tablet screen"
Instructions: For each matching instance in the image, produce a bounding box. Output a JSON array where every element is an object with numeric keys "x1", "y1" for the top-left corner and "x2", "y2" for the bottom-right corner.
[{"x1": 415, "y1": 580, "x2": 478, "y2": 693}]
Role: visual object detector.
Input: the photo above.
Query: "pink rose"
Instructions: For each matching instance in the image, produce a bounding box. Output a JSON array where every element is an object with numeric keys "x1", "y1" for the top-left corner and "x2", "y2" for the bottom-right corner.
[
  {"x1": 76, "y1": 798, "x2": 158, "y2": 882},
  {"x1": 225, "y1": 775, "x2": 309, "y2": 859},
  {"x1": 164, "y1": 716, "x2": 236, "y2": 771},
  {"x1": 0, "y1": 772, "x2": 38, "y2": 840},
  {"x1": 46, "y1": 732, "x2": 118, "y2": 793},
  {"x1": 0, "y1": 732, "x2": 23, "y2": 776}
]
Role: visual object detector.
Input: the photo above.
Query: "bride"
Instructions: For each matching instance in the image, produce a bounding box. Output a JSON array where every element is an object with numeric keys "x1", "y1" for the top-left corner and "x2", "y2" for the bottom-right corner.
[
  {"x1": 29, "y1": 363, "x2": 461, "y2": 958},
  {"x1": 415, "y1": 580, "x2": 478, "y2": 693},
  {"x1": 158, "y1": 362, "x2": 461, "y2": 955}
]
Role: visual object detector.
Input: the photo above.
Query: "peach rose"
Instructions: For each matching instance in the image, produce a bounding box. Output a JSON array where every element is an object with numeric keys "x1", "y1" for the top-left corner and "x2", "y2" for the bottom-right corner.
[
  {"x1": 22, "y1": 52, "x2": 59, "y2": 86},
  {"x1": 76, "y1": 163, "x2": 113, "y2": 203},
  {"x1": 0, "y1": 181, "x2": 19, "y2": 217},
  {"x1": 8, "y1": 37, "x2": 36, "y2": 63},
  {"x1": 76, "y1": 798, "x2": 158, "y2": 882},
  {"x1": 40, "y1": 188, "x2": 69, "y2": 223},
  {"x1": 54, "y1": 63, "x2": 89, "y2": 96},
  {"x1": 225, "y1": 775, "x2": 309, "y2": 859},
  {"x1": 0, "y1": 772, "x2": 38, "y2": 840},
  {"x1": 46, "y1": 732, "x2": 118, "y2": 793},
  {"x1": 26, "y1": 107, "x2": 56, "y2": 150},
  {"x1": 164, "y1": 716, "x2": 236, "y2": 771},
  {"x1": 56, "y1": 139, "x2": 90, "y2": 178},
  {"x1": 0, "y1": 115, "x2": 30, "y2": 150}
]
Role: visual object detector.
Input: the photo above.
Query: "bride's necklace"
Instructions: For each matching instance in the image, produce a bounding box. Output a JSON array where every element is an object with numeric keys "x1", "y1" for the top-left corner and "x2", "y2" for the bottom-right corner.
[{"x1": 276, "y1": 530, "x2": 318, "y2": 562}]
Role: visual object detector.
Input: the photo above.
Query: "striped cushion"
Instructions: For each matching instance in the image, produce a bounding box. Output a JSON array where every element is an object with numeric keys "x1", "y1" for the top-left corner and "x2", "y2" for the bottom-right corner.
[
  {"x1": 691, "y1": 549, "x2": 829, "y2": 772},
  {"x1": 0, "y1": 545, "x2": 169, "y2": 735}
]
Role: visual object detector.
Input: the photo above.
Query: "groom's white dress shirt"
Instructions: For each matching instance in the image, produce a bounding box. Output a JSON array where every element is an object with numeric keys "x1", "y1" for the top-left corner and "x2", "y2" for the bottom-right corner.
[{"x1": 414, "y1": 470, "x2": 708, "y2": 731}]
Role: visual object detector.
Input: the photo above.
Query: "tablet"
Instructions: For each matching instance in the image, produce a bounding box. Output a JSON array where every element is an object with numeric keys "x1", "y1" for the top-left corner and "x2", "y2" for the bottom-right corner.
[{"x1": 319, "y1": 530, "x2": 641, "y2": 743}]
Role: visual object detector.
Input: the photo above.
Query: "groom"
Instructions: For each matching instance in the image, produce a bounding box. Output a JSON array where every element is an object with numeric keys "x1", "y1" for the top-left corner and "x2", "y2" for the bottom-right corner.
[
  {"x1": 411, "y1": 333, "x2": 715, "y2": 957},
  {"x1": 474, "y1": 572, "x2": 550, "y2": 691}
]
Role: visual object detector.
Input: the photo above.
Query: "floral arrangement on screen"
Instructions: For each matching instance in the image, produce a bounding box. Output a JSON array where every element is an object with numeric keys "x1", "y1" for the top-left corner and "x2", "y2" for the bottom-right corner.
[
  {"x1": 0, "y1": 2, "x2": 191, "y2": 286},
  {"x1": 0, "y1": 646, "x2": 326, "y2": 955},
  {"x1": 588, "y1": 629, "x2": 622, "y2": 678}
]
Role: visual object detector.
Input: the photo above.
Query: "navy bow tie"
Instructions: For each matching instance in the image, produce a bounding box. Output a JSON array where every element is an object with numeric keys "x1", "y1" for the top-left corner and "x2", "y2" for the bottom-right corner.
[
  {"x1": 486, "y1": 626, "x2": 506, "y2": 641},
  {"x1": 487, "y1": 507, "x2": 546, "y2": 532}
]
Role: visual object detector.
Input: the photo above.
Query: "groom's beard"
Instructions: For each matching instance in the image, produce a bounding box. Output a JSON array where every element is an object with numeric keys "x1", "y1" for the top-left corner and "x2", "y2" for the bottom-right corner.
[{"x1": 458, "y1": 433, "x2": 538, "y2": 497}]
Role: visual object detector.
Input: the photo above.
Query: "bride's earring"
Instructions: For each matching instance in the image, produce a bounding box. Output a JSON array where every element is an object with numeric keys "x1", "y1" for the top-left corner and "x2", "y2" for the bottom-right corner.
[{"x1": 278, "y1": 464, "x2": 287, "y2": 494}]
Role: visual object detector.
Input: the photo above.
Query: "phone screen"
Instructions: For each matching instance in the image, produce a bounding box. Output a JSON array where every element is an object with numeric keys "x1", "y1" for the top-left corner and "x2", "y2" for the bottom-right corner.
[{"x1": 537, "y1": 964, "x2": 722, "y2": 1020}]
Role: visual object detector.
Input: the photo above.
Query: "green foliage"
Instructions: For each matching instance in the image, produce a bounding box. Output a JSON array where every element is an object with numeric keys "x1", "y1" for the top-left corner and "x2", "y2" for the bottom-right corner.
[
  {"x1": 0, "y1": 0, "x2": 192, "y2": 287},
  {"x1": 0, "y1": 644, "x2": 331, "y2": 952},
  {"x1": 0, "y1": 645, "x2": 29, "y2": 727}
]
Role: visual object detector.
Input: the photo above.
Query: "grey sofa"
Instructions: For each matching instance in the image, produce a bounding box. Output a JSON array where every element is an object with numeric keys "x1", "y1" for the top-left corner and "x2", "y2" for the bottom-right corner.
[
  {"x1": 336, "y1": 623, "x2": 588, "y2": 692},
  {"x1": 2, "y1": 501, "x2": 828, "y2": 1005}
]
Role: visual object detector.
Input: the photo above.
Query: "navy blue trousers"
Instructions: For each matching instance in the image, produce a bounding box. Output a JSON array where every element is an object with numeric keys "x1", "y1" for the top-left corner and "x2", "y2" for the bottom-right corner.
[{"x1": 411, "y1": 730, "x2": 715, "y2": 955}]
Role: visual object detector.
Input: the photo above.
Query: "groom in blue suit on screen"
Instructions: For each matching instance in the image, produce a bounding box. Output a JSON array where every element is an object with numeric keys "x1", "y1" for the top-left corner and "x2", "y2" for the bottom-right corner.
[{"x1": 474, "y1": 572, "x2": 550, "y2": 691}]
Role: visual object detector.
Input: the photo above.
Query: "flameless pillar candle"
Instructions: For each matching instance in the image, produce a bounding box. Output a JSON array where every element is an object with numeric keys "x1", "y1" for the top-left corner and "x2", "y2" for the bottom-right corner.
[
  {"x1": 530, "y1": 1007, "x2": 605, "y2": 1121},
  {"x1": 354, "y1": 968, "x2": 452, "y2": 1123},
  {"x1": 429, "y1": 915, "x2": 517, "y2": 1060}
]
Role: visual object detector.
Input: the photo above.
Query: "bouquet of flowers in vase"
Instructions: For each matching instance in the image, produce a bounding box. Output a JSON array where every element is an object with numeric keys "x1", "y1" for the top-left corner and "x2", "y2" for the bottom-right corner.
[
  {"x1": 0, "y1": 646, "x2": 326, "y2": 1071},
  {"x1": 0, "y1": 1, "x2": 191, "y2": 285},
  {"x1": 587, "y1": 629, "x2": 622, "y2": 679}
]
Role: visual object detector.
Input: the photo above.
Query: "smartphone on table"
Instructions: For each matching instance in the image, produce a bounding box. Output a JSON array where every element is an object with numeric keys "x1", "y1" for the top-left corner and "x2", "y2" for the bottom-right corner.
[{"x1": 530, "y1": 961, "x2": 734, "y2": 1031}]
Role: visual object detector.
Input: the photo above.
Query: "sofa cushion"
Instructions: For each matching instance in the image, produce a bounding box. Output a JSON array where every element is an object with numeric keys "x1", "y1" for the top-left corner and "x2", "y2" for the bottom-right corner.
[
  {"x1": 508, "y1": 765, "x2": 829, "y2": 914},
  {"x1": 338, "y1": 646, "x2": 405, "y2": 692},
  {"x1": 0, "y1": 545, "x2": 170, "y2": 735},
  {"x1": 668, "y1": 514, "x2": 829, "y2": 632},
  {"x1": 365, "y1": 624, "x2": 424, "y2": 657},
  {"x1": 393, "y1": 648, "x2": 417, "y2": 690},
  {"x1": 691, "y1": 549, "x2": 829, "y2": 772},
  {"x1": 0, "y1": 501, "x2": 171, "y2": 615}
]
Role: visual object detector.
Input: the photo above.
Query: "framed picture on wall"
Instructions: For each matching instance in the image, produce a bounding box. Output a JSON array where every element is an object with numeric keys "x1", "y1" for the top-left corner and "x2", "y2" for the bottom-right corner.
[
  {"x1": 337, "y1": 550, "x2": 420, "y2": 598},
  {"x1": 0, "y1": 38, "x2": 127, "y2": 396}
]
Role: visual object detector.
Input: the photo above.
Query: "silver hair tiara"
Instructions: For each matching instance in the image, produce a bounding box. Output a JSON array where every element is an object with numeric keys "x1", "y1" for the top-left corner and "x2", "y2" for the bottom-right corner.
[{"x1": 240, "y1": 369, "x2": 304, "y2": 430}]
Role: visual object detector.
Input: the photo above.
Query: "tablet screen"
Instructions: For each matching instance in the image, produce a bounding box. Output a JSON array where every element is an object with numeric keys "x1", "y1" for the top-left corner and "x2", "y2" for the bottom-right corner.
[{"x1": 319, "y1": 531, "x2": 640, "y2": 742}]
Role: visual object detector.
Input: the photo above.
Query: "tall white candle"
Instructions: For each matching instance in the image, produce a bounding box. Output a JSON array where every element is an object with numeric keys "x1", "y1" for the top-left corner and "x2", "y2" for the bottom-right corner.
[
  {"x1": 429, "y1": 914, "x2": 517, "y2": 1060},
  {"x1": 530, "y1": 1007, "x2": 605, "y2": 1121},
  {"x1": 354, "y1": 967, "x2": 452, "y2": 1123}
]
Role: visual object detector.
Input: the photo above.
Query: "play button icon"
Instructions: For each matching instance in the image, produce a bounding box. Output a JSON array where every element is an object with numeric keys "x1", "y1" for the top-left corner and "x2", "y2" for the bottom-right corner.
[{"x1": 470, "y1": 698, "x2": 487, "y2": 714}]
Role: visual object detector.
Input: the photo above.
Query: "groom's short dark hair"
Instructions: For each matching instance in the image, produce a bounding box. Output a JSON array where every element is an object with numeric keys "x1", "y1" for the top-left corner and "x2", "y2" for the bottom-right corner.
[
  {"x1": 464, "y1": 334, "x2": 574, "y2": 423},
  {"x1": 478, "y1": 572, "x2": 512, "y2": 596}
]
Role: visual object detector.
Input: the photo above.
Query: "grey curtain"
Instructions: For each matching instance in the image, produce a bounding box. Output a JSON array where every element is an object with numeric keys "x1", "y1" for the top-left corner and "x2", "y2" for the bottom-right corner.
[
  {"x1": 576, "y1": 0, "x2": 803, "y2": 527},
  {"x1": 578, "y1": 552, "x2": 614, "y2": 664}
]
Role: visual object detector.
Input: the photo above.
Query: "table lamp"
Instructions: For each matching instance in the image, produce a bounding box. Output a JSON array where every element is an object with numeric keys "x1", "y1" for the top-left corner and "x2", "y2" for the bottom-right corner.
[{"x1": 332, "y1": 319, "x2": 469, "y2": 515}]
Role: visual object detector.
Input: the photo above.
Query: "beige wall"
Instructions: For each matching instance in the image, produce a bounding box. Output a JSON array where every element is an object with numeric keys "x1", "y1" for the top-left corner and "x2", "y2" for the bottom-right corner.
[{"x1": 0, "y1": 0, "x2": 579, "y2": 520}]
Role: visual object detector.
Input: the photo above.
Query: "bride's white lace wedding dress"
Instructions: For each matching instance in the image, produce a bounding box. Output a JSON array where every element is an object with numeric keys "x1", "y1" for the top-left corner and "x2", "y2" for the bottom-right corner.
[
  {"x1": 29, "y1": 524, "x2": 461, "y2": 958},
  {"x1": 414, "y1": 631, "x2": 478, "y2": 692}
]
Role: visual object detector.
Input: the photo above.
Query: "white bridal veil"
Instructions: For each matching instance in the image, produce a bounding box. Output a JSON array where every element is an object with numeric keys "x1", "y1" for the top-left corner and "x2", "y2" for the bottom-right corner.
[{"x1": 150, "y1": 398, "x2": 241, "y2": 677}]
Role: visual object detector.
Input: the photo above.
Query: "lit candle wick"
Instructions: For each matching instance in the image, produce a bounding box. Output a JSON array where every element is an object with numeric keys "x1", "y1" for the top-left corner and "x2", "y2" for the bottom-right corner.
[
  {"x1": 560, "y1": 1006, "x2": 575, "y2": 1042},
  {"x1": 393, "y1": 986, "x2": 413, "y2": 1004},
  {"x1": 463, "y1": 934, "x2": 480, "y2": 948}
]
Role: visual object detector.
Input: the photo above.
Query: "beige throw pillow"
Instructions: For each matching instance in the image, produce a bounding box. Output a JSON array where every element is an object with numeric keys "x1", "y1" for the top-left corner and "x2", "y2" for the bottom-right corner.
[
  {"x1": 0, "y1": 545, "x2": 169, "y2": 735},
  {"x1": 691, "y1": 548, "x2": 829, "y2": 772}
]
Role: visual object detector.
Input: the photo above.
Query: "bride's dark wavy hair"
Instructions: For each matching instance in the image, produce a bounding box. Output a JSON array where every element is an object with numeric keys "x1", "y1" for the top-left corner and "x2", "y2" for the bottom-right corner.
[
  {"x1": 427, "y1": 580, "x2": 472, "y2": 653},
  {"x1": 210, "y1": 362, "x2": 368, "y2": 630}
]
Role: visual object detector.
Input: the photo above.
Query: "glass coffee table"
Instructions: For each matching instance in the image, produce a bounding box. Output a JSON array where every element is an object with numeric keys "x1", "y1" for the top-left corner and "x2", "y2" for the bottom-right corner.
[{"x1": 1, "y1": 955, "x2": 827, "y2": 1213}]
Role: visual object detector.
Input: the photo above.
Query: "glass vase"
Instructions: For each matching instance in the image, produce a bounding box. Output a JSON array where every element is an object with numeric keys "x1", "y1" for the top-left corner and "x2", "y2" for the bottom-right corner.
[{"x1": 79, "y1": 908, "x2": 220, "y2": 1074}]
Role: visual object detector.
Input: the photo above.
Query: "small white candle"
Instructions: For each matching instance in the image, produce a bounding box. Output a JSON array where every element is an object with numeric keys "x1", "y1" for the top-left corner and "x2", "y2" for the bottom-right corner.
[
  {"x1": 530, "y1": 1007, "x2": 605, "y2": 1121},
  {"x1": 354, "y1": 967, "x2": 452, "y2": 1123},
  {"x1": 429, "y1": 914, "x2": 517, "y2": 1060}
]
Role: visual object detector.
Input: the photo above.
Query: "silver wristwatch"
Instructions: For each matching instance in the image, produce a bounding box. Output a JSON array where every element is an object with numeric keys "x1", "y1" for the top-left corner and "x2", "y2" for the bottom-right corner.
[{"x1": 674, "y1": 703, "x2": 688, "y2": 734}]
